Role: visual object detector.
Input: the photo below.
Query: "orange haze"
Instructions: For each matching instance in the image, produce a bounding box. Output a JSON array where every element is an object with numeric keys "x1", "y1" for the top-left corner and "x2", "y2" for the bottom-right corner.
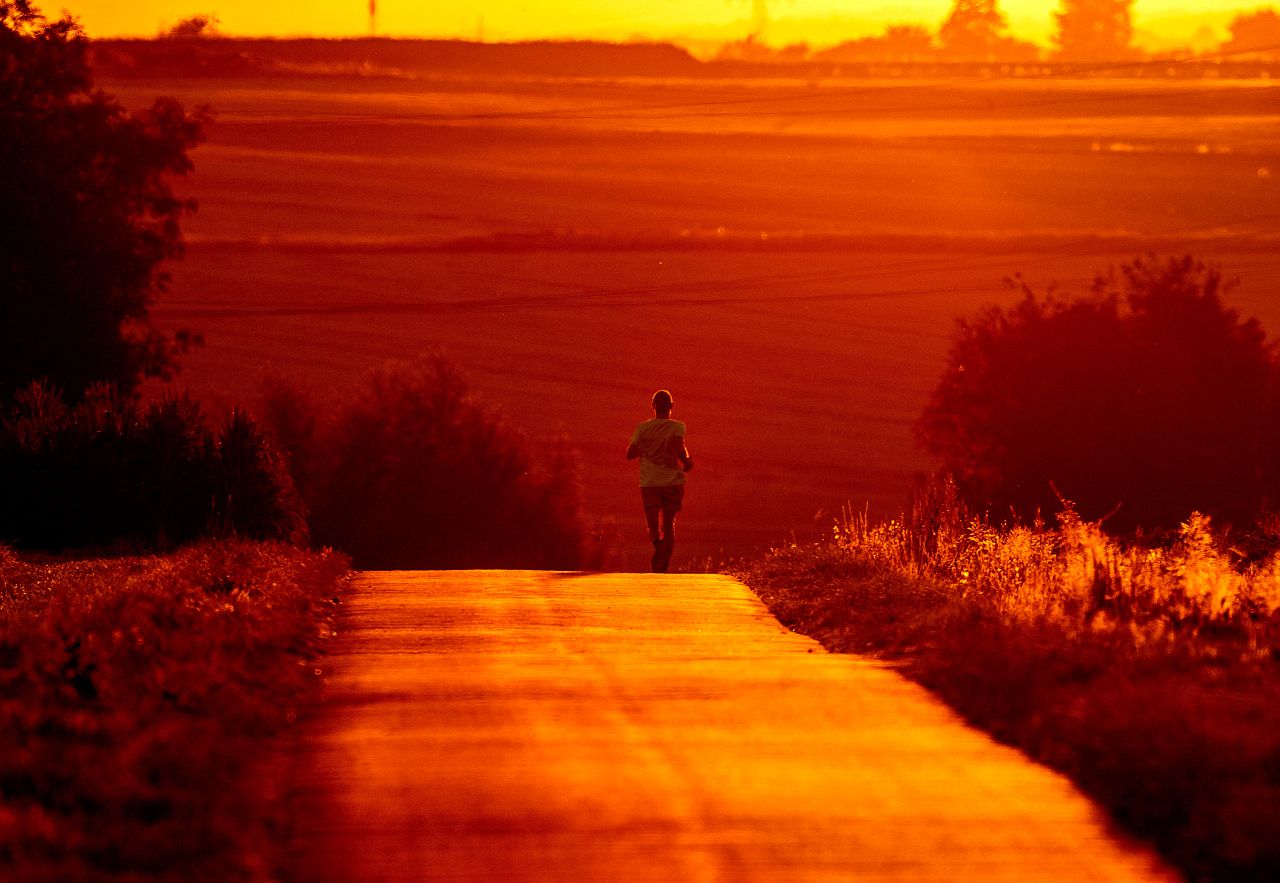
[
  {"x1": 64, "y1": 0, "x2": 1245, "y2": 50},
  {"x1": 95, "y1": 66, "x2": 1280, "y2": 566}
]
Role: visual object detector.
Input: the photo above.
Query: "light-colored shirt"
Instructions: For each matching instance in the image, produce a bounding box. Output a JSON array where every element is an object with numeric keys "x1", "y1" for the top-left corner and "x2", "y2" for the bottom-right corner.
[{"x1": 630, "y1": 418, "x2": 687, "y2": 488}]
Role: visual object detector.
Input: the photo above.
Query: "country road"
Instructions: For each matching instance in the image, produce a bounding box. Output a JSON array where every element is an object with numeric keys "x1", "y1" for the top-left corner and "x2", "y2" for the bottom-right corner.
[{"x1": 284, "y1": 571, "x2": 1175, "y2": 882}]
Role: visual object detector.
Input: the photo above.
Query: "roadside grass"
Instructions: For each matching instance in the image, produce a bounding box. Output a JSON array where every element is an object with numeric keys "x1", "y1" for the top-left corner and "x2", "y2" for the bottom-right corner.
[
  {"x1": 0, "y1": 539, "x2": 349, "y2": 880},
  {"x1": 734, "y1": 482, "x2": 1280, "y2": 882}
]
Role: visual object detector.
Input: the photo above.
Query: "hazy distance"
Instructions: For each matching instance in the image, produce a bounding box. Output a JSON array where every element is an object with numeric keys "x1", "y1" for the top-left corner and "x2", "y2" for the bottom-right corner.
[{"x1": 62, "y1": 0, "x2": 1245, "y2": 52}]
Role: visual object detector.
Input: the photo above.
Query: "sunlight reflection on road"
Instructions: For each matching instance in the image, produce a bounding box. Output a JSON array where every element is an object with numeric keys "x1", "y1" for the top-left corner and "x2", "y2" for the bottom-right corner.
[{"x1": 286, "y1": 571, "x2": 1175, "y2": 882}]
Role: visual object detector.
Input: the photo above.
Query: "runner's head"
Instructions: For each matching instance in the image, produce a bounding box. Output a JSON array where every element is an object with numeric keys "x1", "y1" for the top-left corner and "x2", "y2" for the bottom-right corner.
[{"x1": 652, "y1": 389, "x2": 673, "y2": 417}]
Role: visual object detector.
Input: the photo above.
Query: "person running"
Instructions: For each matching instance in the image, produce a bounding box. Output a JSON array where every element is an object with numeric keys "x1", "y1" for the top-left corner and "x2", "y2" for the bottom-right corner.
[{"x1": 626, "y1": 389, "x2": 693, "y2": 573}]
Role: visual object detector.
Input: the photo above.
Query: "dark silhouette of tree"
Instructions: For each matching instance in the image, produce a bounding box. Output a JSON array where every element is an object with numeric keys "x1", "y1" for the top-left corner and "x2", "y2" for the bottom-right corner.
[
  {"x1": 261, "y1": 357, "x2": 589, "y2": 569},
  {"x1": 0, "y1": 1, "x2": 206, "y2": 402},
  {"x1": 916, "y1": 257, "x2": 1280, "y2": 532},
  {"x1": 160, "y1": 13, "x2": 221, "y2": 39},
  {"x1": 1053, "y1": 0, "x2": 1135, "y2": 61},
  {"x1": 0, "y1": 381, "x2": 305, "y2": 550},
  {"x1": 938, "y1": 0, "x2": 1038, "y2": 61},
  {"x1": 940, "y1": 0, "x2": 1005, "y2": 50},
  {"x1": 1223, "y1": 8, "x2": 1280, "y2": 56}
]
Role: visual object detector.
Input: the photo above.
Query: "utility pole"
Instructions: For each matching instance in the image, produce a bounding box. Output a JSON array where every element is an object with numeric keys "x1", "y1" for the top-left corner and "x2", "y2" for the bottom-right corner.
[{"x1": 368, "y1": 0, "x2": 376, "y2": 36}]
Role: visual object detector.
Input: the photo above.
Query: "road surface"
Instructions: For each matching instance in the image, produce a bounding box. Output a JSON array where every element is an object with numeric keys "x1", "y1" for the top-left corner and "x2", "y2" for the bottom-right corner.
[{"x1": 285, "y1": 571, "x2": 1174, "y2": 881}]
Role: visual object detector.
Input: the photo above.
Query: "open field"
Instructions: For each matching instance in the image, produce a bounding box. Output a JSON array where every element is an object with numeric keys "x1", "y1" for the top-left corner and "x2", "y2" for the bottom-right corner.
[{"x1": 107, "y1": 73, "x2": 1280, "y2": 567}]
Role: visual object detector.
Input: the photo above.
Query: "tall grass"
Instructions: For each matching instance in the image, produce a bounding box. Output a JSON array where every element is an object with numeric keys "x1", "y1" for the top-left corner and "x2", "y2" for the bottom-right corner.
[
  {"x1": 736, "y1": 478, "x2": 1280, "y2": 881},
  {"x1": 0, "y1": 540, "x2": 349, "y2": 880}
]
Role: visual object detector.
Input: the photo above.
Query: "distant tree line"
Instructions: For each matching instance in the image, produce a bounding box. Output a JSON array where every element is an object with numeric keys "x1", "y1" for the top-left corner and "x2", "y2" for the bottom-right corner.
[{"x1": 727, "y1": 1, "x2": 1280, "y2": 65}]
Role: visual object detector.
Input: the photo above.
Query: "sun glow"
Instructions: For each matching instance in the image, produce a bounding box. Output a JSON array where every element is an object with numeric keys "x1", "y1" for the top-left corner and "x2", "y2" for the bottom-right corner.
[{"x1": 60, "y1": 0, "x2": 1247, "y2": 50}]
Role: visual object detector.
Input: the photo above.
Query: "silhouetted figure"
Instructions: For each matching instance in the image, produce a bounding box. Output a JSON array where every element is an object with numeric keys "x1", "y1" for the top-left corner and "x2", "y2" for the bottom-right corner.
[{"x1": 627, "y1": 390, "x2": 693, "y2": 573}]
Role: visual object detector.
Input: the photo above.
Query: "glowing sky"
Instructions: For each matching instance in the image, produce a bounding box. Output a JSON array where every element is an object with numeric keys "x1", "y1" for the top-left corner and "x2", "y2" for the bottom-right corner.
[{"x1": 56, "y1": 0, "x2": 1247, "y2": 50}]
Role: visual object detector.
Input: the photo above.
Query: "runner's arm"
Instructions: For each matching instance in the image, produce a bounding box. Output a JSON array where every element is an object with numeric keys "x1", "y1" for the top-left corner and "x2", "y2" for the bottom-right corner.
[
  {"x1": 626, "y1": 443, "x2": 640, "y2": 460},
  {"x1": 669, "y1": 436, "x2": 693, "y2": 472}
]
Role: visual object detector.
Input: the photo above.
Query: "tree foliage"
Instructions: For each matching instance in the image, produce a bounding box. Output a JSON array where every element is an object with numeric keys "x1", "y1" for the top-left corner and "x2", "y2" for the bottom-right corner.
[
  {"x1": 939, "y1": 0, "x2": 1006, "y2": 49},
  {"x1": 1224, "y1": 8, "x2": 1280, "y2": 56},
  {"x1": 1053, "y1": 0, "x2": 1135, "y2": 61},
  {"x1": 937, "y1": 0, "x2": 1037, "y2": 61},
  {"x1": 0, "y1": 382, "x2": 306, "y2": 550},
  {"x1": 160, "y1": 13, "x2": 221, "y2": 40},
  {"x1": 916, "y1": 257, "x2": 1280, "y2": 532},
  {"x1": 261, "y1": 357, "x2": 589, "y2": 569},
  {"x1": 0, "y1": 0, "x2": 206, "y2": 401}
]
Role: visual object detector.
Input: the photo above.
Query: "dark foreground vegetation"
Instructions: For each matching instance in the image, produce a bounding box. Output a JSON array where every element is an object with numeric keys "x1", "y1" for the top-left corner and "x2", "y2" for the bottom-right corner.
[
  {"x1": 736, "y1": 482, "x2": 1280, "y2": 881},
  {"x1": 0, "y1": 540, "x2": 349, "y2": 879},
  {"x1": 1, "y1": 382, "x2": 305, "y2": 551}
]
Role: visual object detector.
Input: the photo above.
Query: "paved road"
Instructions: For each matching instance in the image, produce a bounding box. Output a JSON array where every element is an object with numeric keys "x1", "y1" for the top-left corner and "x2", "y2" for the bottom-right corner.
[{"x1": 285, "y1": 571, "x2": 1175, "y2": 882}]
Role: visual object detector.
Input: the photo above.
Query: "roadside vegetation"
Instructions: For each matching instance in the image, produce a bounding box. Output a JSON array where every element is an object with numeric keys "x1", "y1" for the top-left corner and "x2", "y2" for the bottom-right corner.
[
  {"x1": 740, "y1": 256, "x2": 1280, "y2": 881},
  {"x1": 0, "y1": 540, "x2": 349, "y2": 879},
  {"x1": 736, "y1": 485, "x2": 1280, "y2": 881},
  {"x1": 2, "y1": 7, "x2": 357, "y2": 879}
]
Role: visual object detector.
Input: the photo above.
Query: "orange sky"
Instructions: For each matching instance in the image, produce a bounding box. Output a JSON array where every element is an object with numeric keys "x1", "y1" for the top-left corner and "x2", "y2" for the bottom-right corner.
[{"x1": 58, "y1": 0, "x2": 1247, "y2": 50}]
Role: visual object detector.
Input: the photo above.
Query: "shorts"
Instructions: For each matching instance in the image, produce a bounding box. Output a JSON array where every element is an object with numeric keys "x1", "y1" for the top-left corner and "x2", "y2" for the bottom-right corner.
[{"x1": 641, "y1": 484, "x2": 685, "y2": 514}]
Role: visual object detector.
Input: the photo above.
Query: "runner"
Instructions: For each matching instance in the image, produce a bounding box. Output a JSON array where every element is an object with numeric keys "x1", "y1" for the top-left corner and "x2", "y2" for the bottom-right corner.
[{"x1": 626, "y1": 390, "x2": 693, "y2": 573}]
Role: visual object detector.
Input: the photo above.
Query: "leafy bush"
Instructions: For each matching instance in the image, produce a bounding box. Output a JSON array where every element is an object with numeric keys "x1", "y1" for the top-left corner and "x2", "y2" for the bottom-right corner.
[
  {"x1": 262, "y1": 357, "x2": 588, "y2": 569},
  {"x1": 917, "y1": 256, "x2": 1280, "y2": 532},
  {"x1": 0, "y1": 539, "x2": 349, "y2": 880},
  {"x1": 0, "y1": 382, "x2": 306, "y2": 550}
]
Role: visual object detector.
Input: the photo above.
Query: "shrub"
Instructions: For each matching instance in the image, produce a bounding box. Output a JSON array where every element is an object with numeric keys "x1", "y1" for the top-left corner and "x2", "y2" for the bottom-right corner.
[
  {"x1": 262, "y1": 357, "x2": 588, "y2": 569},
  {"x1": 0, "y1": 539, "x2": 349, "y2": 879},
  {"x1": 0, "y1": 382, "x2": 306, "y2": 550},
  {"x1": 917, "y1": 256, "x2": 1280, "y2": 532}
]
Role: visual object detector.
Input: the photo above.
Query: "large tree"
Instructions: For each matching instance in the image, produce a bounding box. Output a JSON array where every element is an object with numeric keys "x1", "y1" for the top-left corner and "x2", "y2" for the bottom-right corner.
[
  {"x1": 1223, "y1": 8, "x2": 1280, "y2": 56},
  {"x1": 1053, "y1": 0, "x2": 1134, "y2": 61},
  {"x1": 916, "y1": 257, "x2": 1280, "y2": 532},
  {"x1": 0, "y1": 0, "x2": 205, "y2": 401},
  {"x1": 938, "y1": 0, "x2": 1037, "y2": 62}
]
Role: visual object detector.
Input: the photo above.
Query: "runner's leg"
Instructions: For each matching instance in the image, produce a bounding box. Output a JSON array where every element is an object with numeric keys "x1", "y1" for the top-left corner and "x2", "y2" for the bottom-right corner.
[
  {"x1": 656, "y1": 502, "x2": 678, "y2": 573},
  {"x1": 643, "y1": 504, "x2": 661, "y2": 545},
  {"x1": 642, "y1": 489, "x2": 663, "y2": 571}
]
